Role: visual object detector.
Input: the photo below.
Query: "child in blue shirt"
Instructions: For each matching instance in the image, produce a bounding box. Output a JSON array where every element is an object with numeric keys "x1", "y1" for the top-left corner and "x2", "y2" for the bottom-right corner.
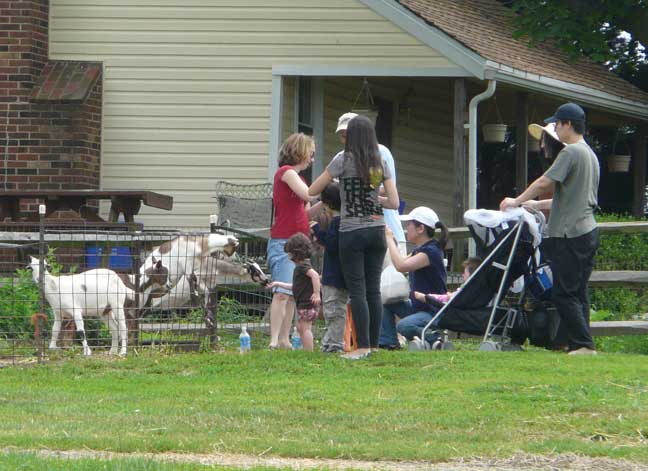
[{"x1": 311, "y1": 182, "x2": 347, "y2": 353}]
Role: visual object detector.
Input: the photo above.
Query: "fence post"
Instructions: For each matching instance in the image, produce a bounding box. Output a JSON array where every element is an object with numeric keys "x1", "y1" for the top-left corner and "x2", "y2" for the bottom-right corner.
[
  {"x1": 208, "y1": 214, "x2": 219, "y2": 347},
  {"x1": 37, "y1": 204, "x2": 46, "y2": 362}
]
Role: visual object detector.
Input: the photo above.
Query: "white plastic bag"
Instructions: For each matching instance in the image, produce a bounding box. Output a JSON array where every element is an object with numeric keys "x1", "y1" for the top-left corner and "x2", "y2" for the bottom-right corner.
[{"x1": 380, "y1": 264, "x2": 410, "y2": 305}]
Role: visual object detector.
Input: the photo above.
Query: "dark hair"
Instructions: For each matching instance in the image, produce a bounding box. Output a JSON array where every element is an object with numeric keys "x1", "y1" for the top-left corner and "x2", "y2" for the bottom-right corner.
[
  {"x1": 413, "y1": 220, "x2": 449, "y2": 249},
  {"x1": 540, "y1": 132, "x2": 564, "y2": 161},
  {"x1": 278, "y1": 133, "x2": 314, "y2": 167},
  {"x1": 284, "y1": 233, "x2": 312, "y2": 261},
  {"x1": 462, "y1": 256, "x2": 482, "y2": 275},
  {"x1": 344, "y1": 115, "x2": 383, "y2": 186},
  {"x1": 320, "y1": 181, "x2": 341, "y2": 211},
  {"x1": 558, "y1": 119, "x2": 586, "y2": 135}
]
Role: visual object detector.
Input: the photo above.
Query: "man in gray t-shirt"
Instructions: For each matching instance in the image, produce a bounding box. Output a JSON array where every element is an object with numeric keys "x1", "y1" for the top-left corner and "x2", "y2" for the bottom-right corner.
[{"x1": 500, "y1": 103, "x2": 599, "y2": 355}]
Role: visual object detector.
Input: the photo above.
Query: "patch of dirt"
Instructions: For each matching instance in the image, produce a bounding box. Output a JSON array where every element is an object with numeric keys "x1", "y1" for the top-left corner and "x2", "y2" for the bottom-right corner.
[{"x1": 2, "y1": 448, "x2": 646, "y2": 470}]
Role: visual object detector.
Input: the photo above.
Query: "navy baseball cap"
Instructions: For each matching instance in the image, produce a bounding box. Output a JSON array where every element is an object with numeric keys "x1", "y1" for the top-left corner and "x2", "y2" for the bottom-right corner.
[{"x1": 544, "y1": 103, "x2": 585, "y2": 124}]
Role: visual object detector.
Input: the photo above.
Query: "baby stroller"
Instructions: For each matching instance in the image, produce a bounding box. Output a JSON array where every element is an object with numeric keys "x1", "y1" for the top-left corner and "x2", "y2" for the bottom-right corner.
[{"x1": 409, "y1": 208, "x2": 545, "y2": 352}]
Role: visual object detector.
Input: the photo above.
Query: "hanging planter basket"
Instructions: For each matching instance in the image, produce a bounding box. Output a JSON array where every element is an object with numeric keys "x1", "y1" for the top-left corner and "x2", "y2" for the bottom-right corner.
[
  {"x1": 483, "y1": 124, "x2": 508, "y2": 143},
  {"x1": 607, "y1": 154, "x2": 631, "y2": 173},
  {"x1": 351, "y1": 108, "x2": 379, "y2": 125},
  {"x1": 482, "y1": 97, "x2": 507, "y2": 143},
  {"x1": 351, "y1": 78, "x2": 379, "y2": 125}
]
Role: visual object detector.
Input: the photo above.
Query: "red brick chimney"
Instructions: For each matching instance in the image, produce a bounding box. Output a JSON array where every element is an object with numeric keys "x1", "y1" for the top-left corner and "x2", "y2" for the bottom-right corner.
[{"x1": 1, "y1": 0, "x2": 103, "y2": 208}]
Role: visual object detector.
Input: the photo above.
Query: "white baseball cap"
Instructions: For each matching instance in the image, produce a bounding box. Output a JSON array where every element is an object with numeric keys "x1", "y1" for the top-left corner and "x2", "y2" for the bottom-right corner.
[
  {"x1": 399, "y1": 206, "x2": 439, "y2": 228},
  {"x1": 336, "y1": 112, "x2": 359, "y2": 133}
]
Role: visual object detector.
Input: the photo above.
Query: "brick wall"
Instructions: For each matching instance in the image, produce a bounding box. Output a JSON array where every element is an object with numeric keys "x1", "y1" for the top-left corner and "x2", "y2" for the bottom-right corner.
[{"x1": 0, "y1": 1, "x2": 103, "y2": 214}]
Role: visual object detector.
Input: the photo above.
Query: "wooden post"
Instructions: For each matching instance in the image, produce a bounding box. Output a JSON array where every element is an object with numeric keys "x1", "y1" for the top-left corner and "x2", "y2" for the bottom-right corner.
[
  {"x1": 515, "y1": 92, "x2": 529, "y2": 194},
  {"x1": 632, "y1": 126, "x2": 647, "y2": 218},
  {"x1": 452, "y1": 78, "x2": 467, "y2": 271}
]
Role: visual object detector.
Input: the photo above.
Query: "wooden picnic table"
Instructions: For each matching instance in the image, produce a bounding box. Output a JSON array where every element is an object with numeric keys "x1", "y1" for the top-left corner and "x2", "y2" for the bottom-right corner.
[{"x1": 0, "y1": 190, "x2": 173, "y2": 223}]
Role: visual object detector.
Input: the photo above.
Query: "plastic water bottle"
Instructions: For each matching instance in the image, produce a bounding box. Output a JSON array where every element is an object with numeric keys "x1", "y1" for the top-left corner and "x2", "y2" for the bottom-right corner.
[
  {"x1": 239, "y1": 326, "x2": 251, "y2": 354},
  {"x1": 291, "y1": 327, "x2": 303, "y2": 350}
]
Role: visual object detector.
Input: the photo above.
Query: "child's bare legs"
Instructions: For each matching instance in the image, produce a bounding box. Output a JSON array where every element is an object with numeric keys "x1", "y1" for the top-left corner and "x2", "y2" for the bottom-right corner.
[
  {"x1": 297, "y1": 319, "x2": 314, "y2": 351},
  {"x1": 270, "y1": 293, "x2": 294, "y2": 349}
]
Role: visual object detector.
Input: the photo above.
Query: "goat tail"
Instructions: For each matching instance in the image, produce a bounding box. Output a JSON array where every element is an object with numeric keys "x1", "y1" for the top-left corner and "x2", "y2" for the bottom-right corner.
[{"x1": 31, "y1": 313, "x2": 48, "y2": 340}]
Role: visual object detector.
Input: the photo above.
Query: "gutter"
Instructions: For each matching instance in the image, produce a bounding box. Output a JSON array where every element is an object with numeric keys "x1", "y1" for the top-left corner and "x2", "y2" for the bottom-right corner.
[{"x1": 466, "y1": 78, "x2": 497, "y2": 211}]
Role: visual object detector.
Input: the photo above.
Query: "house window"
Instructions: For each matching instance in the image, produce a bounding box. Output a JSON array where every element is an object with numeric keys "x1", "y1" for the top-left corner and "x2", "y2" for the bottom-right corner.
[
  {"x1": 298, "y1": 77, "x2": 313, "y2": 135},
  {"x1": 297, "y1": 77, "x2": 314, "y2": 183}
]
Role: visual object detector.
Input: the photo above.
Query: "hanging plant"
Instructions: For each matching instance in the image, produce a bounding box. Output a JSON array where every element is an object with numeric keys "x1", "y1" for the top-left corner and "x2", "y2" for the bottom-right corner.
[
  {"x1": 351, "y1": 78, "x2": 379, "y2": 124},
  {"x1": 482, "y1": 97, "x2": 507, "y2": 143},
  {"x1": 607, "y1": 126, "x2": 633, "y2": 173}
]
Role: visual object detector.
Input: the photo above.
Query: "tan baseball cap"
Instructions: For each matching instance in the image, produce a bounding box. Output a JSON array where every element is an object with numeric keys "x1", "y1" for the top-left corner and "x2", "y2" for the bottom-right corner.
[{"x1": 336, "y1": 112, "x2": 358, "y2": 133}]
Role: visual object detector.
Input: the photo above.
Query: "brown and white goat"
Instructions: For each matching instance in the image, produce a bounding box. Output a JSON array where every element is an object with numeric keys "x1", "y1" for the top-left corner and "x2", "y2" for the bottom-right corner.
[{"x1": 137, "y1": 234, "x2": 239, "y2": 294}]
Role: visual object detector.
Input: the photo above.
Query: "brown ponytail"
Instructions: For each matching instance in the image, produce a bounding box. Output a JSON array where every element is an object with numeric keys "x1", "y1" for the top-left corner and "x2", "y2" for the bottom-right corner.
[{"x1": 435, "y1": 221, "x2": 448, "y2": 249}]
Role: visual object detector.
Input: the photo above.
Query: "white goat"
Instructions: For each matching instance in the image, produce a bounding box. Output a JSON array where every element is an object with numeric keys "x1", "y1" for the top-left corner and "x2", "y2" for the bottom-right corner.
[
  {"x1": 138, "y1": 234, "x2": 239, "y2": 293},
  {"x1": 29, "y1": 256, "x2": 133, "y2": 356}
]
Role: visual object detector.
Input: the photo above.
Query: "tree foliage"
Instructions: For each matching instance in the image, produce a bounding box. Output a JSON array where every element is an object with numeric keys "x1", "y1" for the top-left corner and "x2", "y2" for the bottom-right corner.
[{"x1": 501, "y1": 0, "x2": 648, "y2": 91}]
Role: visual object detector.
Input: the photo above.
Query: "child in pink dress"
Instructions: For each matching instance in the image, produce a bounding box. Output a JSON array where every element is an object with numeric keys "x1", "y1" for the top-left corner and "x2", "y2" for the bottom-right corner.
[{"x1": 268, "y1": 233, "x2": 321, "y2": 351}]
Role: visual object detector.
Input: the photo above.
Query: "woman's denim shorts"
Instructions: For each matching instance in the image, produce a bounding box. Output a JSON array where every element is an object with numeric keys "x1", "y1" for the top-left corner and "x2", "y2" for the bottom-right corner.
[{"x1": 267, "y1": 238, "x2": 294, "y2": 296}]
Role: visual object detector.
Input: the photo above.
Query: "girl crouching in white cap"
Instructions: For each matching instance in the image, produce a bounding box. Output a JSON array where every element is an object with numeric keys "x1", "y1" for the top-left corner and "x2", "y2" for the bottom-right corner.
[{"x1": 380, "y1": 206, "x2": 448, "y2": 349}]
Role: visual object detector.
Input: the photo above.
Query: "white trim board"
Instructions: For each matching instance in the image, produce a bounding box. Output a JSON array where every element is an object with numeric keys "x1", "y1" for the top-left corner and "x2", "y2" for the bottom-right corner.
[
  {"x1": 268, "y1": 74, "x2": 283, "y2": 181},
  {"x1": 272, "y1": 65, "x2": 471, "y2": 77}
]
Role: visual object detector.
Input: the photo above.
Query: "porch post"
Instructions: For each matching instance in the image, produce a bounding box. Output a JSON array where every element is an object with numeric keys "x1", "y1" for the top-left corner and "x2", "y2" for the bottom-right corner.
[
  {"x1": 268, "y1": 74, "x2": 284, "y2": 181},
  {"x1": 515, "y1": 92, "x2": 529, "y2": 194},
  {"x1": 453, "y1": 78, "x2": 467, "y2": 270},
  {"x1": 632, "y1": 125, "x2": 648, "y2": 217}
]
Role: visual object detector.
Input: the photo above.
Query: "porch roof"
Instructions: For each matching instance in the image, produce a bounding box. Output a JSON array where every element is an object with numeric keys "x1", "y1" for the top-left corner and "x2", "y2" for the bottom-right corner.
[{"x1": 395, "y1": 0, "x2": 648, "y2": 118}]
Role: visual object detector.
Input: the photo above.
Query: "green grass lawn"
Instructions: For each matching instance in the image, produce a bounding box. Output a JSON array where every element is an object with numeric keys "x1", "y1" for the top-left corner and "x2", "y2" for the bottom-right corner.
[
  {"x1": 0, "y1": 452, "x2": 292, "y2": 471},
  {"x1": 1, "y1": 349, "x2": 648, "y2": 464}
]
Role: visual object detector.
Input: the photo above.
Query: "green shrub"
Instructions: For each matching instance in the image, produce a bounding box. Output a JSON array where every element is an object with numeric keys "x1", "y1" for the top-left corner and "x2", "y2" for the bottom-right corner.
[
  {"x1": 0, "y1": 269, "x2": 42, "y2": 340},
  {"x1": 590, "y1": 213, "x2": 648, "y2": 353}
]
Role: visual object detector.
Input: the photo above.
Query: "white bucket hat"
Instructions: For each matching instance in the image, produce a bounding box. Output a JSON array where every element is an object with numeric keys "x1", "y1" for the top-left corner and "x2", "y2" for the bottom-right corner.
[{"x1": 399, "y1": 206, "x2": 439, "y2": 228}]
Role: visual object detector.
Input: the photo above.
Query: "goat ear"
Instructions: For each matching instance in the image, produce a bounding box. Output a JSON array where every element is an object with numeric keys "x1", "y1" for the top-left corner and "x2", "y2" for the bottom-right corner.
[
  {"x1": 152, "y1": 256, "x2": 158, "y2": 264},
  {"x1": 155, "y1": 259, "x2": 162, "y2": 269}
]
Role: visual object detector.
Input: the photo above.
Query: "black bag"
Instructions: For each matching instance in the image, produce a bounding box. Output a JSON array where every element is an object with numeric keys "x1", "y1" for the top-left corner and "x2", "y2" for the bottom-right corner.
[{"x1": 528, "y1": 301, "x2": 566, "y2": 349}]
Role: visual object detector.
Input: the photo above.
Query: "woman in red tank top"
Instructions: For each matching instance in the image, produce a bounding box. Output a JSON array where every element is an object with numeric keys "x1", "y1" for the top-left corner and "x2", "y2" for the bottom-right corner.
[{"x1": 267, "y1": 133, "x2": 321, "y2": 349}]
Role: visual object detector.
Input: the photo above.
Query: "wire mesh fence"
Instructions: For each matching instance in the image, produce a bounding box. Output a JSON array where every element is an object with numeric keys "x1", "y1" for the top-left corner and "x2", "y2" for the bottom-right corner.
[{"x1": 0, "y1": 221, "x2": 280, "y2": 363}]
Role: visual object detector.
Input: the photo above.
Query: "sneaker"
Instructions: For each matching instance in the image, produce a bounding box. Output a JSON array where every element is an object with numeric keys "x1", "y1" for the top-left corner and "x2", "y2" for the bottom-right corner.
[
  {"x1": 568, "y1": 347, "x2": 598, "y2": 355},
  {"x1": 378, "y1": 344, "x2": 401, "y2": 351},
  {"x1": 341, "y1": 350, "x2": 372, "y2": 360}
]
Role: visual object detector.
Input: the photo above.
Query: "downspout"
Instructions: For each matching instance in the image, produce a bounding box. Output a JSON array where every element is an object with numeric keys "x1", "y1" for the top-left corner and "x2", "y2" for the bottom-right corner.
[{"x1": 466, "y1": 79, "x2": 497, "y2": 211}]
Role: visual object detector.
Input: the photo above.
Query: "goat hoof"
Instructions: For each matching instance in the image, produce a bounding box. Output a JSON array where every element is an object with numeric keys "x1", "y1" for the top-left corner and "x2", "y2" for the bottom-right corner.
[
  {"x1": 83, "y1": 348, "x2": 92, "y2": 356},
  {"x1": 108, "y1": 348, "x2": 118, "y2": 355}
]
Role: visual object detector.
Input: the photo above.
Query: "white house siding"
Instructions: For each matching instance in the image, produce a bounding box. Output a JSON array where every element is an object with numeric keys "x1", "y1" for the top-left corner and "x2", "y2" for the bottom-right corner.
[
  {"x1": 322, "y1": 77, "x2": 454, "y2": 223},
  {"x1": 49, "y1": 0, "x2": 456, "y2": 227}
]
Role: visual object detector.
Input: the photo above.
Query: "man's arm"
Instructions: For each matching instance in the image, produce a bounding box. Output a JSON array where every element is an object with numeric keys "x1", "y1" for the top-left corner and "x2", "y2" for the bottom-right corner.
[{"x1": 500, "y1": 176, "x2": 555, "y2": 211}]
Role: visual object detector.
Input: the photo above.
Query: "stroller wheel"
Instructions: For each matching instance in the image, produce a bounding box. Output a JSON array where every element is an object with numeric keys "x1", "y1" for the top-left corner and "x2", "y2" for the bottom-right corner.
[
  {"x1": 479, "y1": 341, "x2": 501, "y2": 352},
  {"x1": 441, "y1": 340, "x2": 455, "y2": 351},
  {"x1": 431, "y1": 339, "x2": 443, "y2": 350},
  {"x1": 408, "y1": 336, "x2": 429, "y2": 351}
]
